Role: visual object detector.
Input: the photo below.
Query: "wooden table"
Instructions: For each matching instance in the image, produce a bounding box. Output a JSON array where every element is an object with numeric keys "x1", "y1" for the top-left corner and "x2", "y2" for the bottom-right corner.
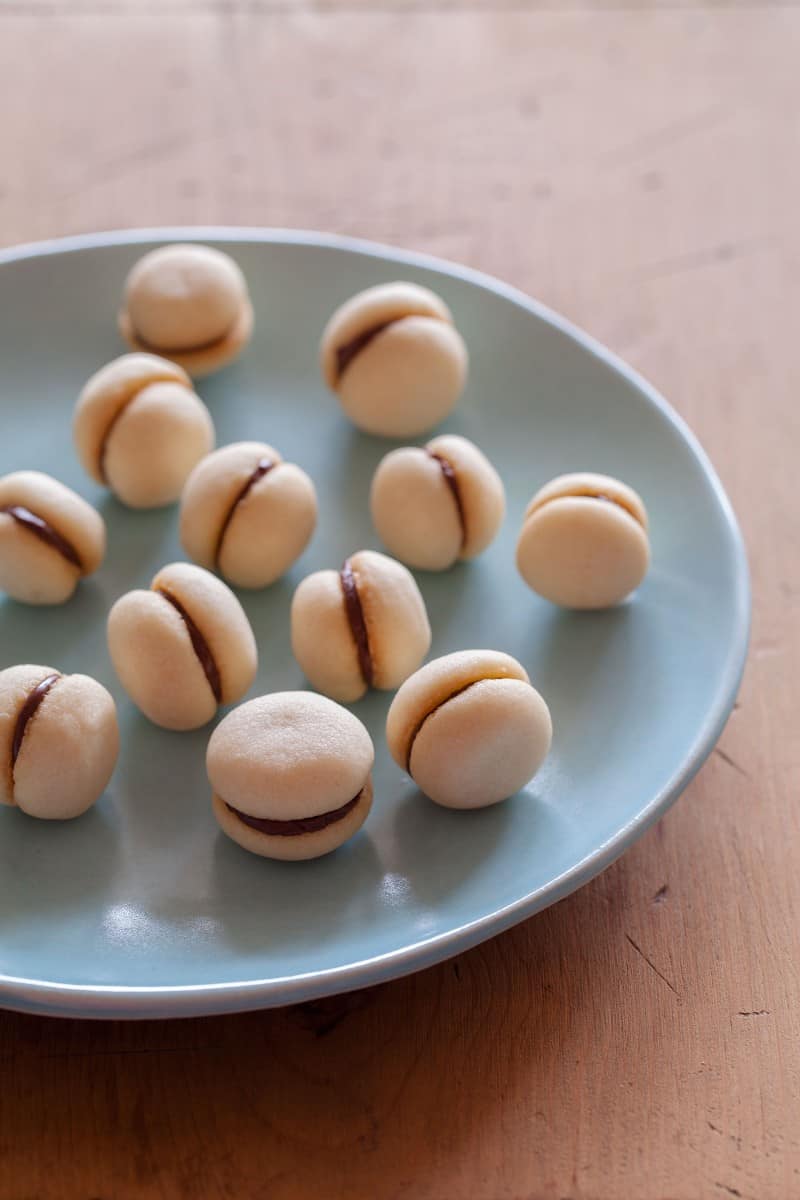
[{"x1": 1, "y1": 4, "x2": 797, "y2": 1197}]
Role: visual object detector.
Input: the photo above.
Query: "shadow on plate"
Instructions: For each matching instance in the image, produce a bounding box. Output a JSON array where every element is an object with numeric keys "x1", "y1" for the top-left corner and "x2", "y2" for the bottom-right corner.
[
  {"x1": 0, "y1": 801, "x2": 119, "y2": 926},
  {"x1": 232, "y1": 573, "x2": 303, "y2": 692},
  {"x1": 329, "y1": 424, "x2": 393, "y2": 545},
  {"x1": 99, "y1": 493, "x2": 179, "y2": 581},
  {"x1": 0, "y1": 579, "x2": 111, "y2": 670},
  {"x1": 382, "y1": 783, "x2": 538, "y2": 907},
  {"x1": 521, "y1": 600, "x2": 662, "y2": 764},
  {"x1": 205, "y1": 825, "x2": 387, "y2": 954}
]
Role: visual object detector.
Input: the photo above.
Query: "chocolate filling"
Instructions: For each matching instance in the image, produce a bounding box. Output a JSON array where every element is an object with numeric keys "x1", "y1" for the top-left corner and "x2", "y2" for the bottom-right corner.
[
  {"x1": 129, "y1": 314, "x2": 239, "y2": 357},
  {"x1": 1, "y1": 506, "x2": 82, "y2": 570},
  {"x1": 96, "y1": 373, "x2": 194, "y2": 482},
  {"x1": 98, "y1": 402, "x2": 132, "y2": 484},
  {"x1": 11, "y1": 673, "x2": 60, "y2": 768},
  {"x1": 404, "y1": 674, "x2": 517, "y2": 771},
  {"x1": 340, "y1": 559, "x2": 374, "y2": 688},
  {"x1": 534, "y1": 490, "x2": 643, "y2": 526},
  {"x1": 404, "y1": 680, "x2": 479, "y2": 771},
  {"x1": 427, "y1": 451, "x2": 466, "y2": 548},
  {"x1": 585, "y1": 491, "x2": 633, "y2": 516},
  {"x1": 335, "y1": 320, "x2": 395, "y2": 380},
  {"x1": 226, "y1": 790, "x2": 362, "y2": 837},
  {"x1": 214, "y1": 457, "x2": 277, "y2": 566},
  {"x1": 155, "y1": 587, "x2": 222, "y2": 703}
]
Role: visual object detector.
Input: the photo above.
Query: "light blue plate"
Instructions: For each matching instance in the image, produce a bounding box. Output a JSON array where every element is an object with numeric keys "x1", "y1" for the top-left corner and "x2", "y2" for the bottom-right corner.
[{"x1": 0, "y1": 229, "x2": 749, "y2": 1019}]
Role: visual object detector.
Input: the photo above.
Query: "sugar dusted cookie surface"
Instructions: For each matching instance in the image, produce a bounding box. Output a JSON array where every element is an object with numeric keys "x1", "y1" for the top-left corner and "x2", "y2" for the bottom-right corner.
[
  {"x1": 0, "y1": 664, "x2": 119, "y2": 819},
  {"x1": 107, "y1": 561, "x2": 257, "y2": 731},
  {"x1": 119, "y1": 243, "x2": 253, "y2": 377},
  {"x1": 180, "y1": 442, "x2": 317, "y2": 588},
  {"x1": 516, "y1": 472, "x2": 650, "y2": 609},
  {"x1": 0, "y1": 470, "x2": 105, "y2": 605},
  {"x1": 73, "y1": 353, "x2": 215, "y2": 509},
  {"x1": 386, "y1": 649, "x2": 552, "y2": 810},
  {"x1": 370, "y1": 434, "x2": 505, "y2": 570},
  {"x1": 291, "y1": 550, "x2": 431, "y2": 703},
  {"x1": 208, "y1": 691, "x2": 374, "y2": 860},
  {"x1": 320, "y1": 282, "x2": 468, "y2": 437}
]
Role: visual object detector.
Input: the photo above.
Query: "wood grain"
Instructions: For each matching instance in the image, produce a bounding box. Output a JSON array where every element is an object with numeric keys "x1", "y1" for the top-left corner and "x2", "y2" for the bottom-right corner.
[{"x1": 1, "y1": 6, "x2": 798, "y2": 1198}]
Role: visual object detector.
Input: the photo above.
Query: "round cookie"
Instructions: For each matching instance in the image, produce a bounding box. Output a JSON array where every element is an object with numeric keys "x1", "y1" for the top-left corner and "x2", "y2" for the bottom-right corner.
[
  {"x1": 291, "y1": 550, "x2": 431, "y2": 703},
  {"x1": 208, "y1": 692, "x2": 374, "y2": 861},
  {"x1": 0, "y1": 664, "x2": 119, "y2": 819},
  {"x1": 386, "y1": 649, "x2": 552, "y2": 810},
  {"x1": 73, "y1": 353, "x2": 215, "y2": 509},
  {"x1": 319, "y1": 281, "x2": 468, "y2": 437},
  {"x1": 0, "y1": 470, "x2": 105, "y2": 605},
  {"x1": 119, "y1": 243, "x2": 253, "y2": 377},
  {"x1": 180, "y1": 442, "x2": 317, "y2": 588},
  {"x1": 516, "y1": 472, "x2": 650, "y2": 609},
  {"x1": 107, "y1": 561, "x2": 257, "y2": 730},
  {"x1": 370, "y1": 434, "x2": 505, "y2": 570}
]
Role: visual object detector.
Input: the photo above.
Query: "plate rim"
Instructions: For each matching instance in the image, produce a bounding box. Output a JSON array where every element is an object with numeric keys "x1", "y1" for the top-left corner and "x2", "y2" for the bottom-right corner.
[{"x1": 0, "y1": 226, "x2": 751, "y2": 1018}]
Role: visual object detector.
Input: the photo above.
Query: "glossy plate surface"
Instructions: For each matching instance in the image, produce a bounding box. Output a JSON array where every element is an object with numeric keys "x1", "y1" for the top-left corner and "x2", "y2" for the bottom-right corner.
[{"x1": 0, "y1": 229, "x2": 749, "y2": 1018}]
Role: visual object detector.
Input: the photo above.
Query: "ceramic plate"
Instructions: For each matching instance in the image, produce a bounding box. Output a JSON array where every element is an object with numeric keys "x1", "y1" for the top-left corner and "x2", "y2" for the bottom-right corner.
[{"x1": 0, "y1": 229, "x2": 749, "y2": 1018}]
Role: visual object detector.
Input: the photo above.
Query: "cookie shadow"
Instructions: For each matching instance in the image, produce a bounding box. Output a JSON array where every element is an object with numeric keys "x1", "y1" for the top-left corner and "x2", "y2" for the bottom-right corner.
[
  {"x1": 98, "y1": 493, "x2": 180, "y2": 581},
  {"x1": 207, "y1": 825, "x2": 387, "y2": 955},
  {"x1": 321, "y1": 425, "x2": 394, "y2": 562},
  {"x1": 0, "y1": 578, "x2": 110, "y2": 669},
  {"x1": 414, "y1": 558, "x2": 494, "y2": 652},
  {"x1": 521, "y1": 600, "x2": 659, "y2": 765},
  {"x1": 0, "y1": 800, "x2": 119, "y2": 926},
  {"x1": 380, "y1": 782, "x2": 526, "y2": 906},
  {"x1": 232, "y1": 574, "x2": 305, "y2": 693},
  {"x1": 111, "y1": 705, "x2": 212, "y2": 842}
]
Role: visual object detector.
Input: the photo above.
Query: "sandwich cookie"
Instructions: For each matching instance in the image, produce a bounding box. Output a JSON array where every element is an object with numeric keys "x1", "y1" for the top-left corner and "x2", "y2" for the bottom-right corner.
[
  {"x1": 118, "y1": 243, "x2": 253, "y2": 377},
  {"x1": 107, "y1": 562, "x2": 257, "y2": 730},
  {"x1": 208, "y1": 691, "x2": 374, "y2": 860},
  {"x1": 370, "y1": 433, "x2": 505, "y2": 570},
  {"x1": 386, "y1": 650, "x2": 552, "y2": 809},
  {"x1": 180, "y1": 441, "x2": 317, "y2": 588},
  {"x1": 516, "y1": 472, "x2": 650, "y2": 608},
  {"x1": 0, "y1": 664, "x2": 119, "y2": 818},
  {"x1": 73, "y1": 353, "x2": 215, "y2": 509},
  {"x1": 0, "y1": 470, "x2": 105, "y2": 605},
  {"x1": 291, "y1": 550, "x2": 431, "y2": 703},
  {"x1": 320, "y1": 282, "x2": 468, "y2": 437}
]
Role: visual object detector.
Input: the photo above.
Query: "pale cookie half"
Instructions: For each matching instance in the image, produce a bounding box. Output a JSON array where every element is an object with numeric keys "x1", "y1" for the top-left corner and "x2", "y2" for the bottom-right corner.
[
  {"x1": 207, "y1": 691, "x2": 374, "y2": 860},
  {"x1": 370, "y1": 433, "x2": 505, "y2": 570},
  {"x1": 516, "y1": 472, "x2": 650, "y2": 609},
  {"x1": 107, "y1": 561, "x2": 257, "y2": 730},
  {"x1": 386, "y1": 649, "x2": 552, "y2": 809},
  {"x1": 0, "y1": 664, "x2": 119, "y2": 818},
  {"x1": 291, "y1": 549, "x2": 431, "y2": 703},
  {"x1": 180, "y1": 441, "x2": 318, "y2": 588},
  {"x1": 119, "y1": 243, "x2": 253, "y2": 377},
  {"x1": 0, "y1": 470, "x2": 105, "y2": 605},
  {"x1": 319, "y1": 281, "x2": 468, "y2": 437},
  {"x1": 73, "y1": 353, "x2": 215, "y2": 509}
]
